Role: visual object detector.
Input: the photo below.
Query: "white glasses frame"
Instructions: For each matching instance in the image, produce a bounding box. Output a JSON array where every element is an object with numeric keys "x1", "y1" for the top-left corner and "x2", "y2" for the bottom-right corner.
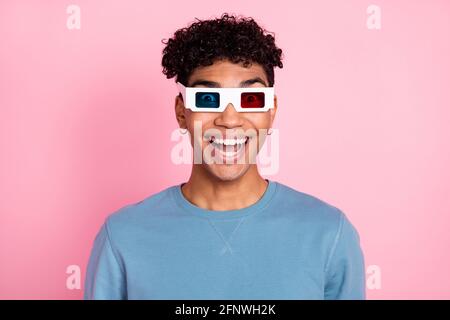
[{"x1": 176, "y1": 82, "x2": 275, "y2": 112}]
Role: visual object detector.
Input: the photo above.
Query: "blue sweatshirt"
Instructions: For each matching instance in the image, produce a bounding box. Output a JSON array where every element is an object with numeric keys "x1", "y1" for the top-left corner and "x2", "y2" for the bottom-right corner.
[{"x1": 84, "y1": 180, "x2": 366, "y2": 299}]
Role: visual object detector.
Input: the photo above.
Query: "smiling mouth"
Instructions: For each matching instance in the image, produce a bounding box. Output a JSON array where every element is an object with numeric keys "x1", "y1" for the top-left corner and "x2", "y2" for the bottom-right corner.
[{"x1": 207, "y1": 136, "x2": 250, "y2": 161}]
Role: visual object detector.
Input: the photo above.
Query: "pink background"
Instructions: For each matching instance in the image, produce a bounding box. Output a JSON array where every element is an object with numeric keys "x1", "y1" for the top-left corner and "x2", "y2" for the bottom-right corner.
[{"x1": 1, "y1": 0, "x2": 449, "y2": 299}]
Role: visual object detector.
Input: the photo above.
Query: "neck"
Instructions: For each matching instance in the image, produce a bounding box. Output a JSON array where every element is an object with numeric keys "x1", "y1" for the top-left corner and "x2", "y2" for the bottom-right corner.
[{"x1": 181, "y1": 165, "x2": 268, "y2": 211}]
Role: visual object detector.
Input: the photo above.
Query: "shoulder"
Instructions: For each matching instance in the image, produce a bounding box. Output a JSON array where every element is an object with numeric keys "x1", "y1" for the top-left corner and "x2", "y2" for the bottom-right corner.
[
  {"x1": 103, "y1": 184, "x2": 178, "y2": 234},
  {"x1": 272, "y1": 181, "x2": 345, "y2": 225},
  {"x1": 270, "y1": 181, "x2": 362, "y2": 243},
  {"x1": 274, "y1": 183, "x2": 360, "y2": 253}
]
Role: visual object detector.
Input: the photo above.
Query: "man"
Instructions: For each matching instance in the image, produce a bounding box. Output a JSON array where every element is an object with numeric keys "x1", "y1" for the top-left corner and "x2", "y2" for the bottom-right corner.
[{"x1": 84, "y1": 13, "x2": 366, "y2": 300}]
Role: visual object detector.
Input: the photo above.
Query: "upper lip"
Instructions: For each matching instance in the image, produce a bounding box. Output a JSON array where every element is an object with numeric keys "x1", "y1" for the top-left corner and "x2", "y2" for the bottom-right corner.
[{"x1": 205, "y1": 131, "x2": 251, "y2": 142}]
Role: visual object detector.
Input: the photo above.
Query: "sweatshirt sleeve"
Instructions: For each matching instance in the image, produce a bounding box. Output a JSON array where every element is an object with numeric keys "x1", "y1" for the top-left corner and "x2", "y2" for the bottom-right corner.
[
  {"x1": 84, "y1": 219, "x2": 127, "y2": 300},
  {"x1": 324, "y1": 211, "x2": 366, "y2": 300}
]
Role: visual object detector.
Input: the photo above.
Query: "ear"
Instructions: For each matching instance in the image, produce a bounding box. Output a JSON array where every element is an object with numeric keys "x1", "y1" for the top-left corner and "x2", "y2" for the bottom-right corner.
[
  {"x1": 269, "y1": 94, "x2": 278, "y2": 126},
  {"x1": 175, "y1": 93, "x2": 187, "y2": 129}
]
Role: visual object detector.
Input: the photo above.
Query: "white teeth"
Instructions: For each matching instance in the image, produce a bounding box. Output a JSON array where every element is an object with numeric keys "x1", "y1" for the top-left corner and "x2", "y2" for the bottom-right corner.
[{"x1": 210, "y1": 137, "x2": 247, "y2": 145}]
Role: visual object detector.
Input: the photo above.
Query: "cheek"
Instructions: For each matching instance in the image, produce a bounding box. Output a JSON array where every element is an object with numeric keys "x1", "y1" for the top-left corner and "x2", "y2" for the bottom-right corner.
[
  {"x1": 186, "y1": 113, "x2": 215, "y2": 145},
  {"x1": 243, "y1": 113, "x2": 272, "y2": 130},
  {"x1": 186, "y1": 113, "x2": 215, "y2": 129}
]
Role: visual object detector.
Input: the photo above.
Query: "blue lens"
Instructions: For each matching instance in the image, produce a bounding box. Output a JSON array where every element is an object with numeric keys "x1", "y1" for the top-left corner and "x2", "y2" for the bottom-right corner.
[{"x1": 195, "y1": 92, "x2": 220, "y2": 108}]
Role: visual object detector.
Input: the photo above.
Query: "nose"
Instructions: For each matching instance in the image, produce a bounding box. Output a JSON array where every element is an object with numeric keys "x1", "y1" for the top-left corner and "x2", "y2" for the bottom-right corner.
[{"x1": 214, "y1": 103, "x2": 244, "y2": 128}]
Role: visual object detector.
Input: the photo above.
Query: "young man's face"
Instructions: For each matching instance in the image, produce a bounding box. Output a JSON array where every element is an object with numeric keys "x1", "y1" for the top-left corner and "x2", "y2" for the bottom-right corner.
[{"x1": 175, "y1": 59, "x2": 277, "y2": 182}]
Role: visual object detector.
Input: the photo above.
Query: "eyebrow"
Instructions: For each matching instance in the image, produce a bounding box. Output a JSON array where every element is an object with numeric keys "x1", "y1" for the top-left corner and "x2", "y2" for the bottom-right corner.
[{"x1": 188, "y1": 77, "x2": 268, "y2": 88}]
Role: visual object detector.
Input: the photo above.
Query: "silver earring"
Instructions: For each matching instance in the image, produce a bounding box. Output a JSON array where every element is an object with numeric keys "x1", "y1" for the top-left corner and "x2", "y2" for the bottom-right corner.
[
  {"x1": 179, "y1": 128, "x2": 188, "y2": 135},
  {"x1": 267, "y1": 128, "x2": 273, "y2": 135}
]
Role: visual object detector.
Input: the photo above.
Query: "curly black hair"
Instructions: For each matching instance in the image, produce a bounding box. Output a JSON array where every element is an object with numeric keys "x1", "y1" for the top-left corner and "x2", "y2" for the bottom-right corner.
[{"x1": 161, "y1": 13, "x2": 284, "y2": 87}]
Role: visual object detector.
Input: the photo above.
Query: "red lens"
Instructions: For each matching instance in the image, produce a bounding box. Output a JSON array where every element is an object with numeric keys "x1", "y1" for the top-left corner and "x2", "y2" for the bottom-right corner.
[{"x1": 241, "y1": 92, "x2": 265, "y2": 109}]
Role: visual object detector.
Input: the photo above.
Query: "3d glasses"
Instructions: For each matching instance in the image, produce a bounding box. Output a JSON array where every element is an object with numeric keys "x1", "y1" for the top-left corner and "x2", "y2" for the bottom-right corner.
[{"x1": 176, "y1": 82, "x2": 275, "y2": 112}]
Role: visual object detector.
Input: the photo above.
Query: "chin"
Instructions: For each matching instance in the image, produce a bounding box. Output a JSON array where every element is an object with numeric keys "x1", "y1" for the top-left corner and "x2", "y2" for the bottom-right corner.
[{"x1": 205, "y1": 163, "x2": 250, "y2": 182}]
